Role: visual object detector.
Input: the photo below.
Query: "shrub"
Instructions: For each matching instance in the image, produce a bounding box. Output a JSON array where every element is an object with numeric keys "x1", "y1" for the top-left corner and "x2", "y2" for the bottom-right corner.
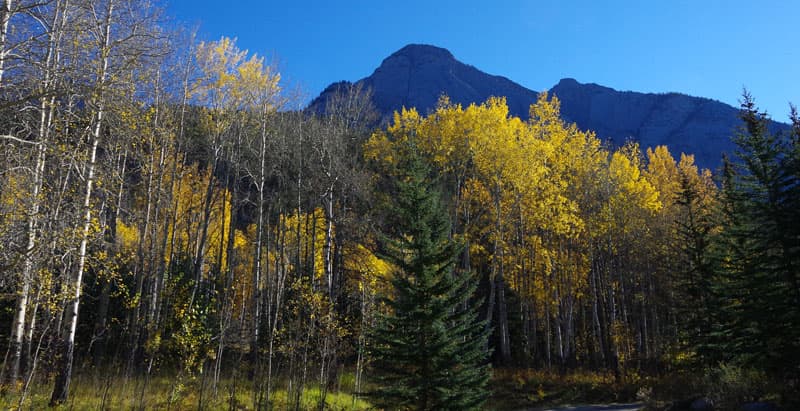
[{"x1": 701, "y1": 364, "x2": 768, "y2": 410}]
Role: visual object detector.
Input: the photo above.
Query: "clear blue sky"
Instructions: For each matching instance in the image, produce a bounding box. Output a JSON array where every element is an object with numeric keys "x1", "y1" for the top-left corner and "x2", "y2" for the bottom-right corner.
[{"x1": 166, "y1": 0, "x2": 799, "y2": 118}]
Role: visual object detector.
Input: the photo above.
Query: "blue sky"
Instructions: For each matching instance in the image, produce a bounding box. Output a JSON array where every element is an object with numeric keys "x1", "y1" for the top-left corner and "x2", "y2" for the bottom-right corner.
[{"x1": 166, "y1": 0, "x2": 799, "y2": 118}]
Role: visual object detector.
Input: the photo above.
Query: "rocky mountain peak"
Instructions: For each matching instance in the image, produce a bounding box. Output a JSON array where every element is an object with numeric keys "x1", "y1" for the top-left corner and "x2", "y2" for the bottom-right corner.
[{"x1": 380, "y1": 44, "x2": 456, "y2": 66}]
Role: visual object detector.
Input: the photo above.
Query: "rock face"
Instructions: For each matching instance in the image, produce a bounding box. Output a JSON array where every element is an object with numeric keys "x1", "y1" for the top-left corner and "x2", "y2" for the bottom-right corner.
[
  {"x1": 310, "y1": 44, "x2": 788, "y2": 171},
  {"x1": 551, "y1": 78, "x2": 743, "y2": 170}
]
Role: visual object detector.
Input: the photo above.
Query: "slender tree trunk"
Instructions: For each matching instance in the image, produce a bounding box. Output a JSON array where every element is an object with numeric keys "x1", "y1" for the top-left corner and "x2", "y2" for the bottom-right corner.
[
  {"x1": 555, "y1": 287, "x2": 564, "y2": 365},
  {"x1": 7, "y1": 128, "x2": 42, "y2": 386},
  {"x1": 146, "y1": 126, "x2": 167, "y2": 331},
  {"x1": 323, "y1": 186, "x2": 334, "y2": 297},
  {"x1": 50, "y1": 0, "x2": 114, "y2": 404},
  {"x1": 127, "y1": 101, "x2": 157, "y2": 372},
  {"x1": 251, "y1": 104, "x2": 269, "y2": 355},
  {"x1": 0, "y1": 0, "x2": 12, "y2": 87},
  {"x1": 5, "y1": 0, "x2": 68, "y2": 383},
  {"x1": 497, "y1": 273, "x2": 511, "y2": 362},
  {"x1": 545, "y1": 299, "x2": 552, "y2": 368},
  {"x1": 22, "y1": 284, "x2": 41, "y2": 379},
  {"x1": 491, "y1": 191, "x2": 511, "y2": 363},
  {"x1": 50, "y1": 124, "x2": 101, "y2": 405},
  {"x1": 190, "y1": 156, "x2": 217, "y2": 307}
]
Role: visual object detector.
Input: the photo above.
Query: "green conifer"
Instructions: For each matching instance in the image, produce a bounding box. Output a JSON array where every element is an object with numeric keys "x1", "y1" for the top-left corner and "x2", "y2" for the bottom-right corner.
[
  {"x1": 709, "y1": 93, "x2": 800, "y2": 375},
  {"x1": 368, "y1": 146, "x2": 490, "y2": 411}
]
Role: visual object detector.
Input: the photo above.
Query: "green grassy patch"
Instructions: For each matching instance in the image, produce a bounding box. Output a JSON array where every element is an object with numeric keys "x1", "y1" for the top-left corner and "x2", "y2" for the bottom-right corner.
[{"x1": 1, "y1": 372, "x2": 372, "y2": 410}]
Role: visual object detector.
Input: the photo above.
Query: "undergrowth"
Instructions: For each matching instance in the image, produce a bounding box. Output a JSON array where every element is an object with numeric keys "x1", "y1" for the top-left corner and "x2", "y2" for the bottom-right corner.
[
  {"x1": 0, "y1": 371, "x2": 372, "y2": 411},
  {"x1": 487, "y1": 368, "x2": 642, "y2": 410}
]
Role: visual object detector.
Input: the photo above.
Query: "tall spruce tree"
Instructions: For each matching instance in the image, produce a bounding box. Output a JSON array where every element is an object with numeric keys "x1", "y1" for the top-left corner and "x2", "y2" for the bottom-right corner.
[
  {"x1": 368, "y1": 146, "x2": 489, "y2": 411},
  {"x1": 710, "y1": 93, "x2": 800, "y2": 375},
  {"x1": 674, "y1": 164, "x2": 721, "y2": 364}
]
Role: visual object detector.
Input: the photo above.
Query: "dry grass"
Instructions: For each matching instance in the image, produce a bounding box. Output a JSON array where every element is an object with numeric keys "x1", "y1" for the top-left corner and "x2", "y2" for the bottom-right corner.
[{"x1": 488, "y1": 368, "x2": 642, "y2": 410}]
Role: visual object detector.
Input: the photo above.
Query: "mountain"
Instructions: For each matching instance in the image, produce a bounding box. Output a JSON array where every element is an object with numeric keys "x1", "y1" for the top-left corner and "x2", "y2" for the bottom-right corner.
[
  {"x1": 310, "y1": 44, "x2": 783, "y2": 170},
  {"x1": 309, "y1": 44, "x2": 539, "y2": 119},
  {"x1": 550, "y1": 78, "x2": 745, "y2": 169}
]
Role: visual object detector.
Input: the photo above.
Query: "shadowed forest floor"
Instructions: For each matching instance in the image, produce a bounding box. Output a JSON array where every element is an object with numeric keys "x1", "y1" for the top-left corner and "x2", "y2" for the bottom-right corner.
[
  {"x1": 0, "y1": 368, "x2": 640, "y2": 410},
  {"x1": 523, "y1": 405, "x2": 643, "y2": 411}
]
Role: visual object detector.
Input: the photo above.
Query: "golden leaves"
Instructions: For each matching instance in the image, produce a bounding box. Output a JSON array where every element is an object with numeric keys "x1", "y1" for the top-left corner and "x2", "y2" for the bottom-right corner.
[
  {"x1": 362, "y1": 92, "x2": 699, "y2": 323},
  {"x1": 193, "y1": 37, "x2": 282, "y2": 113}
]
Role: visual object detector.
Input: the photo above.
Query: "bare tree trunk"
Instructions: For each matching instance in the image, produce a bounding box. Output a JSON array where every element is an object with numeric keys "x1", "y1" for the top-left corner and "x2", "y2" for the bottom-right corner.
[
  {"x1": 497, "y1": 273, "x2": 511, "y2": 362},
  {"x1": 50, "y1": 0, "x2": 114, "y2": 404},
  {"x1": 323, "y1": 186, "x2": 334, "y2": 297},
  {"x1": 591, "y1": 260, "x2": 605, "y2": 366},
  {"x1": 50, "y1": 122, "x2": 101, "y2": 405},
  {"x1": 154, "y1": 41, "x2": 192, "y2": 336},
  {"x1": 545, "y1": 299, "x2": 552, "y2": 368},
  {"x1": 491, "y1": 192, "x2": 511, "y2": 363},
  {"x1": 146, "y1": 101, "x2": 168, "y2": 332},
  {"x1": 190, "y1": 155, "x2": 218, "y2": 307},
  {"x1": 22, "y1": 284, "x2": 41, "y2": 378},
  {"x1": 555, "y1": 287, "x2": 564, "y2": 365},
  {"x1": 5, "y1": 0, "x2": 68, "y2": 385},
  {"x1": 267, "y1": 211, "x2": 289, "y2": 407},
  {"x1": 0, "y1": 0, "x2": 12, "y2": 86},
  {"x1": 127, "y1": 106, "x2": 156, "y2": 372},
  {"x1": 214, "y1": 123, "x2": 243, "y2": 396},
  {"x1": 7, "y1": 139, "x2": 41, "y2": 385}
]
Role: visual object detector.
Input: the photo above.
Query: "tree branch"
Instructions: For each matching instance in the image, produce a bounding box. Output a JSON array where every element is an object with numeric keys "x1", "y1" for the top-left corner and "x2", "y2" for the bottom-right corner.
[{"x1": 0, "y1": 134, "x2": 40, "y2": 145}]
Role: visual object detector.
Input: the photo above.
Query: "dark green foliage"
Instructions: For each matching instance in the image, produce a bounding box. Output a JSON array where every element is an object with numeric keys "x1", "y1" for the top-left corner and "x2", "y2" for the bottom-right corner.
[
  {"x1": 673, "y1": 165, "x2": 722, "y2": 363},
  {"x1": 368, "y1": 147, "x2": 490, "y2": 411},
  {"x1": 705, "y1": 93, "x2": 800, "y2": 377}
]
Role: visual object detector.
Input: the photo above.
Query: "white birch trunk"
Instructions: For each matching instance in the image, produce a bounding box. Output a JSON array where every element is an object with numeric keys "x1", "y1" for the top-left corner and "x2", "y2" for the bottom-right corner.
[
  {"x1": 7, "y1": 0, "x2": 67, "y2": 384},
  {"x1": 0, "y1": 0, "x2": 13, "y2": 86},
  {"x1": 51, "y1": 0, "x2": 113, "y2": 404}
]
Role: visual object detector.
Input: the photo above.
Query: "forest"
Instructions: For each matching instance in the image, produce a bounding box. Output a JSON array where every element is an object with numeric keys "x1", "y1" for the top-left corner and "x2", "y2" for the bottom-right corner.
[{"x1": 1, "y1": 1, "x2": 799, "y2": 410}]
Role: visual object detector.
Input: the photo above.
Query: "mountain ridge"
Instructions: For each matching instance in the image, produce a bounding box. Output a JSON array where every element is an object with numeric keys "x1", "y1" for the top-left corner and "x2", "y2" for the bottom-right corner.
[{"x1": 310, "y1": 44, "x2": 786, "y2": 170}]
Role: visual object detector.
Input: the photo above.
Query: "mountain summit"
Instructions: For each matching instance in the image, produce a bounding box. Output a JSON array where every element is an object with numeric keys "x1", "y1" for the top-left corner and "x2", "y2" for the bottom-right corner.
[
  {"x1": 309, "y1": 44, "x2": 539, "y2": 119},
  {"x1": 310, "y1": 44, "x2": 782, "y2": 170}
]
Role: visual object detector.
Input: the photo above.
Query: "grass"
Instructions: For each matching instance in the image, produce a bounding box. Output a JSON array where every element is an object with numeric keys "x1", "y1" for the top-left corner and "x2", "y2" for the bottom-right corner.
[
  {"x1": 2, "y1": 367, "x2": 660, "y2": 410},
  {"x1": 0, "y1": 371, "x2": 372, "y2": 411},
  {"x1": 487, "y1": 368, "x2": 642, "y2": 410}
]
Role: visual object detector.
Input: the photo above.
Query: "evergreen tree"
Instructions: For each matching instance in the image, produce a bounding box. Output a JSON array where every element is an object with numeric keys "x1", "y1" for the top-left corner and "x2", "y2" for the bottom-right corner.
[
  {"x1": 368, "y1": 146, "x2": 489, "y2": 411},
  {"x1": 673, "y1": 162, "x2": 721, "y2": 364},
  {"x1": 710, "y1": 93, "x2": 800, "y2": 376}
]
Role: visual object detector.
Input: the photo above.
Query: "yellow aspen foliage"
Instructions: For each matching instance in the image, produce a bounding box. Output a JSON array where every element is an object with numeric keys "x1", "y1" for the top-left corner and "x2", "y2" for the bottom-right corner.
[
  {"x1": 677, "y1": 154, "x2": 716, "y2": 198},
  {"x1": 0, "y1": 171, "x2": 26, "y2": 224},
  {"x1": 364, "y1": 93, "x2": 609, "y2": 321},
  {"x1": 165, "y1": 163, "x2": 234, "y2": 275},
  {"x1": 344, "y1": 242, "x2": 393, "y2": 295},
  {"x1": 676, "y1": 153, "x2": 718, "y2": 221},
  {"x1": 645, "y1": 145, "x2": 681, "y2": 208},
  {"x1": 609, "y1": 146, "x2": 662, "y2": 217},
  {"x1": 193, "y1": 37, "x2": 248, "y2": 104},
  {"x1": 281, "y1": 208, "x2": 327, "y2": 281},
  {"x1": 116, "y1": 219, "x2": 139, "y2": 251},
  {"x1": 364, "y1": 107, "x2": 422, "y2": 167},
  {"x1": 232, "y1": 54, "x2": 281, "y2": 109}
]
